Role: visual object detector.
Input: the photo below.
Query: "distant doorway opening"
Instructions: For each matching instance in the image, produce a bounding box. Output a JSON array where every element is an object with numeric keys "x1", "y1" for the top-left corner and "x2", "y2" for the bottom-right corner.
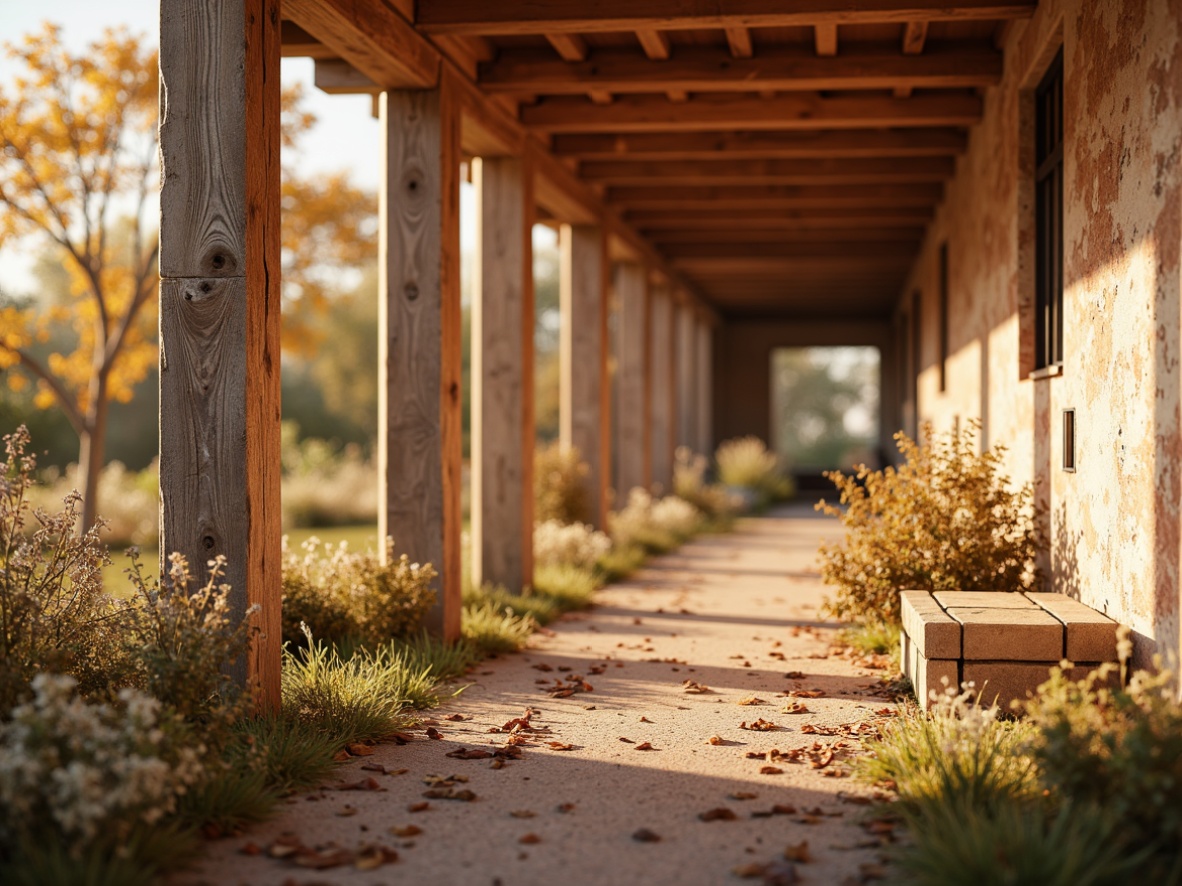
[{"x1": 770, "y1": 347, "x2": 880, "y2": 487}]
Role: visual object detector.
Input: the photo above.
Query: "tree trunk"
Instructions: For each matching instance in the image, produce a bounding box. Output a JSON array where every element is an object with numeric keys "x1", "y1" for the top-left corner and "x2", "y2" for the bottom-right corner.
[{"x1": 77, "y1": 382, "x2": 110, "y2": 535}]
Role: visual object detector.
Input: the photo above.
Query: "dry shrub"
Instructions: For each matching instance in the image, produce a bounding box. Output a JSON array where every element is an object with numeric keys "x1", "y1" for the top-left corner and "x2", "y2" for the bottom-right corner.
[
  {"x1": 673, "y1": 446, "x2": 742, "y2": 519},
  {"x1": 714, "y1": 436, "x2": 794, "y2": 505},
  {"x1": 817, "y1": 420, "x2": 1045, "y2": 625},
  {"x1": 533, "y1": 519, "x2": 611, "y2": 571},
  {"x1": 534, "y1": 442, "x2": 591, "y2": 525},
  {"x1": 281, "y1": 538, "x2": 436, "y2": 648},
  {"x1": 27, "y1": 459, "x2": 159, "y2": 548},
  {"x1": 0, "y1": 427, "x2": 131, "y2": 708}
]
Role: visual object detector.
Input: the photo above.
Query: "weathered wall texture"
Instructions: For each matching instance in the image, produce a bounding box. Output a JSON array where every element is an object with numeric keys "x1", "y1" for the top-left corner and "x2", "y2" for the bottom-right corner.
[{"x1": 901, "y1": 0, "x2": 1182, "y2": 667}]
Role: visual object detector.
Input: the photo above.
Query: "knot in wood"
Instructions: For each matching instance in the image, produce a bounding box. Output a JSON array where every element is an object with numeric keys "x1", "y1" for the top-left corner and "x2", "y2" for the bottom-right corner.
[
  {"x1": 404, "y1": 282, "x2": 420, "y2": 302},
  {"x1": 202, "y1": 535, "x2": 216, "y2": 551}
]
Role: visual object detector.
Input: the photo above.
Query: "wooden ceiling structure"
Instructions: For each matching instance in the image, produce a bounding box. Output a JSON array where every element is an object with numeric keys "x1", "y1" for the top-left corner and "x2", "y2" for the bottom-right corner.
[{"x1": 282, "y1": 1, "x2": 1035, "y2": 319}]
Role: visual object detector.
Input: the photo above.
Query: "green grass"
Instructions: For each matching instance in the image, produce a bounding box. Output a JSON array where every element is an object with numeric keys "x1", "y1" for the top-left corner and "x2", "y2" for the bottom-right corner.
[
  {"x1": 839, "y1": 620, "x2": 901, "y2": 655},
  {"x1": 461, "y1": 600, "x2": 536, "y2": 654},
  {"x1": 596, "y1": 543, "x2": 648, "y2": 582},
  {"x1": 532, "y1": 563, "x2": 601, "y2": 610}
]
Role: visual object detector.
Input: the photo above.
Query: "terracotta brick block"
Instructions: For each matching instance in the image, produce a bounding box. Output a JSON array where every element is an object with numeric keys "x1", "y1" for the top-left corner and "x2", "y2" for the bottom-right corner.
[
  {"x1": 947, "y1": 606, "x2": 1063, "y2": 660},
  {"x1": 910, "y1": 642, "x2": 959, "y2": 710},
  {"x1": 962, "y1": 661, "x2": 1055, "y2": 710},
  {"x1": 933, "y1": 591, "x2": 1037, "y2": 609},
  {"x1": 900, "y1": 590, "x2": 961, "y2": 659},
  {"x1": 1025, "y1": 593, "x2": 1119, "y2": 662}
]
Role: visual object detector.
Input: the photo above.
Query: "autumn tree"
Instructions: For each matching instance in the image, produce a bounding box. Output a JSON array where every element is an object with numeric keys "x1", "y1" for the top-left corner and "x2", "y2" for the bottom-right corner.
[
  {"x1": 0, "y1": 24, "x2": 158, "y2": 533},
  {"x1": 0, "y1": 25, "x2": 377, "y2": 533}
]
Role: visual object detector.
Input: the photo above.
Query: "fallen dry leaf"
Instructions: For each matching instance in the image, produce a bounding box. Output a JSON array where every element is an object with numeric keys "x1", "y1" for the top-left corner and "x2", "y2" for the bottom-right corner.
[
  {"x1": 760, "y1": 766, "x2": 784, "y2": 775},
  {"x1": 708, "y1": 735, "x2": 725, "y2": 745},
  {"x1": 510, "y1": 810, "x2": 536, "y2": 819},
  {"x1": 698, "y1": 807, "x2": 738, "y2": 822},
  {"x1": 632, "y1": 827, "x2": 661, "y2": 842},
  {"x1": 353, "y1": 845, "x2": 398, "y2": 870},
  {"x1": 334, "y1": 777, "x2": 385, "y2": 792},
  {"x1": 556, "y1": 803, "x2": 576, "y2": 813},
  {"x1": 389, "y1": 825, "x2": 422, "y2": 838},
  {"x1": 336, "y1": 805, "x2": 358, "y2": 817},
  {"x1": 740, "y1": 718, "x2": 779, "y2": 731},
  {"x1": 425, "y1": 727, "x2": 444, "y2": 740},
  {"x1": 422, "y1": 788, "x2": 476, "y2": 802},
  {"x1": 446, "y1": 748, "x2": 492, "y2": 760},
  {"x1": 639, "y1": 716, "x2": 652, "y2": 723},
  {"x1": 443, "y1": 713, "x2": 468, "y2": 721},
  {"x1": 239, "y1": 842, "x2": 262, "y2": 856},
  {"x1": 737, "y1": 696, "x2": 765, "y2": 706},
  {"x1": 407, "y1": 801, "x2": 430, "y2": 813},
  {"x1": 682, "y1": 680, "x2": 712, "y2": 694},
  {"x1": 791, "y1": 689, "x2": 826, "y2": 699},
  {"x1": 619, "y1": 736, "x2": 634, "y2": 743},
  {"x1": 294, "y1": 848, "x2": 355, "y2": 870},
  {"x1": 785, "y1": 671, "x2": 806, "y2": 679},
  {"x1": 332, "y1": 749, "x2": 350, "y2": 762},
  {"x1": 634, "y1": 741, "x2": 655, "y2": 751},
  {"x1": 518, "y1": 833, "x2": 541, "y2": 844},
  {"x1": 547, "y1": 741, "x2": 577, "y2": 751},
  {"x1": 361, "y1": 764, "x2": 408, "y2": 776},
  {"x1": 728, "y1": 791, "x2": 758, "y2": 800},
  {"x1": 784, "y1": 841, "x2": 811, "y2": 863},
  {"x1": 781, "y1": 702, "x2": 809, "y2": 714},
  {"x1": 733, "y1": 862, "x2": 769, "y2": 878},
  {"x1": 346, "y1": 742, "x2": 375, "y2": 756}
]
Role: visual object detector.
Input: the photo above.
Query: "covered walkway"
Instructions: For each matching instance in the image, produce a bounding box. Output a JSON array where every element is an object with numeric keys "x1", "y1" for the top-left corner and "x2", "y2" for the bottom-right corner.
[{"x1": 178, "y1": 507, "x2": 899, "y2": 886}]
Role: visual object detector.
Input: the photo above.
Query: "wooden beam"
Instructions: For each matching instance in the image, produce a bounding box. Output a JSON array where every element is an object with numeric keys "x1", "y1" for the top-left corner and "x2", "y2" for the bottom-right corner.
[
  {"x1": 159, "y1": 0, "x2": 282, "y2": 709},
  {"x1": 560, "y1": 225, "x2": 611, "y2": 528},
  {"x1": 478, "y1": 45, "x2": 1003, "y2": 94},
  {"x1": 313, "y1": 58, "x2": 381, "y2": 94},
  {"x1": 636, "y1": 28, "x2": 672, "y2": 60},
  {"x1": 695, "y1": 320, "x2": 713, "y2": 455},
  {"x1": 285, "y1": 0, "x2": 439, "y2": 87},
  {"x1": 607, "y1": 182, "x2": 944, "y2": 210},
  {"x1": 521, "y1": 93, "x2": 983, "y2": 133},
  {"x1": 417, "y1": 1, "x2": 1039, "y2": 34},
  {"x1": 646, "y1": 225, "x2": 926, "y2": 243},
  {"x1": 280, "y1": 21, "x2": 335, "y2": 58},
  {"x1": 379, "y1": 83, "x2": 463, "y2": 640},
  {"x1": 626, "y1": 206, "x2": 935, "y2": 228},
  {"x1": 675, "y1": 302, "x2": 696, "y2": 449},
  {"x1": 579, "y1": 156, "x2": 957, "y2": 185},
  {"x1": 815, "y1": 23, "x2": 838, "y2": 56},
  {"x1": 546, "y1": 32, "x2": 588, "y2": 61},
  {"x1": 724, "y1": 27, "x2": 754, "y2": 58},
  {"x1": 675, "y1": 256, "x2": 913, "y2": 274},
  {"x1": 554, "y1": 128, "x2": 968, "y2": 159},
  {"x1": 662, "y1": 241, "x2": 918, "y2": 259},
  {"x1": 471, "y1": 156, "x2": 533, "y2": 593},
  {"x1": 614, "y1": 262, "x2": 649, "y2": 494},
  {"x1": 896, "y1": 21, "x2": 929, "y2": 96}
]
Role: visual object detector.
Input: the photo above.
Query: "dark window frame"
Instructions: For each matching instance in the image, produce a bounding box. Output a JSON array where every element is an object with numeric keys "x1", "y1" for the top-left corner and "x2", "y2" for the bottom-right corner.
[{"x1": 1035, "y1": 49, "x2": 1064, "y2": 370}]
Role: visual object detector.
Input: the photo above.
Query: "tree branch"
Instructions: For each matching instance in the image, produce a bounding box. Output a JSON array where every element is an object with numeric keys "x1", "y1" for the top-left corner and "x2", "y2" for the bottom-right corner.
[{"x1": 7, "y1": 349, "x2": 86, "y2": 435}]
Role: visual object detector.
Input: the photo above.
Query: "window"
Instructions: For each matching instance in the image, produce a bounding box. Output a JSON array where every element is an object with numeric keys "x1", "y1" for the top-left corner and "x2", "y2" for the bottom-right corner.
[
  {"x1": 1035, "y1": 49, "x2": 1064, "y2": 369},
  {"x1": 1063, "y1": 408, "x2": 1076, "y2": 471}
]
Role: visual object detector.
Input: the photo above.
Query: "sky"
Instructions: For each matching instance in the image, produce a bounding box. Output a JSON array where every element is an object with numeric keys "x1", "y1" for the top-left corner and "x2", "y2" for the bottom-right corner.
[{"x1": 0, "y1": 0, "x2": 503, "y2": 299}]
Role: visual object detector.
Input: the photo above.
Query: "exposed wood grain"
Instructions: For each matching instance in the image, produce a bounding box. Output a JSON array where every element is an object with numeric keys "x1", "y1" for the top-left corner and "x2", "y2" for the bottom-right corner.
[
  {"x1": 626, "y1": 206, "x2": 935, "y2": 228},
  {"x1": 814, "y1": 23, "x2": 838, "y2": 56},
  {"x1": 553, "y1": 128, "x2": 968, "y2": 159},
  {"x1": 379, "y1": 83, "x2": 462, "y2": 640},
  {"x1": 662, "y1": 240, "x2": 922, "y2": 259},
  {"x1": 614, "y1": 262, "x2": 648, "y2": 495},
  {"x1": 521, "y1": 93, "x2": 983, "y2": 133},
  {"x1": 609, "y1": 182, "x2": 943, "y2": 210},
  {"x1": 559, "y1": 224, "x2": 610, "y2": 527},
  {"x1": 895, "y1": 21, "x2": 929, "y2": 96},
  {"x1": 724, "y1": 27, "x2": 754, "y2": 58},
  {"x1": 417, "y1": 0, "x2": 1039, "y2": 34},
  {"x1": 646, "y1": 225, "x2": 925, "y2": 243},
  {"x1": 159, "y1": 0, "x2": 282, "y2": 708},
  {"x1": 285, "y1": 0, "x2": 439, "y2": 87},
  {"x1": 648, "y1": 286, "x2": 673, "y2": 491},
  {"x1": 471, "y1": 157, "x2": 531, "y2": 593},
  {"x1": 477, "y1": 45, "x2": 1003, "y2": 94},
  {"x1": 280, "y1": 21, "x2": 335, "y2": 58},
  {"x1": 580, "y1": 156, "x2": 956, "y2": 185}
]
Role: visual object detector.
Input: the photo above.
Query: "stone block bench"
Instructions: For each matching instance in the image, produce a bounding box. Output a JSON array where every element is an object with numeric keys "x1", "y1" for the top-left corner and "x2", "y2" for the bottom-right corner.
[{"x1": 900, "y1": 590, "x2": 1120, "y2": 710}]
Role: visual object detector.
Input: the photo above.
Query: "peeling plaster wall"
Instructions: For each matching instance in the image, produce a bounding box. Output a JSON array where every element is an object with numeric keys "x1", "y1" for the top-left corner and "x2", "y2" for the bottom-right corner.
[{"x1": 902, "y1": 0, "x2": 1182, "y2": 667}]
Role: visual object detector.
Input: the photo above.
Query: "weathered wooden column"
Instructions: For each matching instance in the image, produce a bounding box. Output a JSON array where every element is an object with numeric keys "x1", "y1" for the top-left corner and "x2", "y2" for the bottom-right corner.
[
  {"x1": 159, "y1": 0, "x2": 282, "y2": 709},
  {"x1": 649, "y1": 283, "x2": 674, "y2": 491},
  {"x1": 379, "y1": 78, "x2": 463, "y2": 640},
  {"x1": 676, "y1": 296, "x2": 697, "y2": 452},
  {"x1": 614, "y1": 262, "x2": 648, "y2": 496},
  {"x1": 697, "y1": 317, "x2": 714, "y2": 456},
  {"x1": 559, "y1": 224, "x2": 610, "y2": 527},
  {"x1": 471, "y1": 156, "x2": 534, "y2": 592}
]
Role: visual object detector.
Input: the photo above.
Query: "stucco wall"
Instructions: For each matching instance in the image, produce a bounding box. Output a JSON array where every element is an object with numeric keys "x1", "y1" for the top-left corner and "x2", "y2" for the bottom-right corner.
[{"x1": 901, "y1": 0, "x2": 1182, "y2": 667}]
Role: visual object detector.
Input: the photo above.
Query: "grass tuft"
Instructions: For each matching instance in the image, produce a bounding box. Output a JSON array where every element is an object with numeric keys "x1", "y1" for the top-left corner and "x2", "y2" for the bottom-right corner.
[
  {"x1": 532, "y1": 564, "x2": 601, "y2": 610},
  {"x1": 230, "y1": 715, "x2": 343, "y2": 794},
  {"x1": 461, "y1": 600, "x2": 536, "y2": 654},
  {"x1": 596, "y1": 543, "x2": 648, "y2": 582},
  {"x1": 464, "y1": 583, "x2": 561, "y2": 626}
]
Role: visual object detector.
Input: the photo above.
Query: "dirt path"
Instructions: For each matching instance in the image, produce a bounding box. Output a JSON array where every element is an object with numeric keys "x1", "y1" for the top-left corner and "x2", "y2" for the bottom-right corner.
[{"x1": 177, "y1": 504, "x2": 897, "y2": 886}]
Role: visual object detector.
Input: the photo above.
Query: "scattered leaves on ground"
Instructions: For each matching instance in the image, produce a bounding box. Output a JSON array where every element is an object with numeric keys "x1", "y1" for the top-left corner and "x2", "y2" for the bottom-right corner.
[
  {"x1": 389, "y1": 825, "x2": 422, "y2": 838},
  {"x1": 698, "y1": 807, "x2": 738, "y2": 822},
  {"x1": 632, "y1": 828, "x2": 661, "y2": 843},
  {"x1": 683, "y1": 680, "x2": 712, "y2": 694},
  {"x1": 634, "y1": 741, "x2": 655, "y2": 751},
  {"x1": 740, "y1": 718, "x2": 778, "y2": 731},
  {"x1": 518, "y1": 833, "x2": 541, "y2": 844}
]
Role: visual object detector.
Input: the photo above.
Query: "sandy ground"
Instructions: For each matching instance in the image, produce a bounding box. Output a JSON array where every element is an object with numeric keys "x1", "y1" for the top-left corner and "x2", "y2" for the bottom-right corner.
[{"x1": 176, "y1": 504, "x2": 898, "y2": 886}]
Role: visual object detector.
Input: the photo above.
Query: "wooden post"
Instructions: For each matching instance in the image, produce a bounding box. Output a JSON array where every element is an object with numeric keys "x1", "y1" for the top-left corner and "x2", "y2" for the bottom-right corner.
[
  {"x1": 649, "y1": 284, "x2": 673, "y2": 491},
  {"x1": 697, "y1": 317, "x2": 714, "y2": 456},
  {"x1": 379, "y1": 78, "x2": 463, "y2": 640},
  {"x1": 676, "y1": 296, "x2": 697, "y2": 452},
  {"x1": 559, "y1": 223, "x2": 610, "y2": 527},
  {"x1": 614, "y1": 261, "x2": 647, "y2": 495},
  {"x1": 471, "y1": 156, "x2": 534, "y2": 592},
  {"x1": 159, "y1": 0, "x2": 282, "y2": 709}
]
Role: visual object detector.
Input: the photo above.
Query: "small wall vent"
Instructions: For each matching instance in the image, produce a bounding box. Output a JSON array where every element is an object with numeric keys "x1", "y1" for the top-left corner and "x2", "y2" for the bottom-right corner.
[{"x1": 1063, "y1": 409, "x2": 1076, "y2": 472}]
